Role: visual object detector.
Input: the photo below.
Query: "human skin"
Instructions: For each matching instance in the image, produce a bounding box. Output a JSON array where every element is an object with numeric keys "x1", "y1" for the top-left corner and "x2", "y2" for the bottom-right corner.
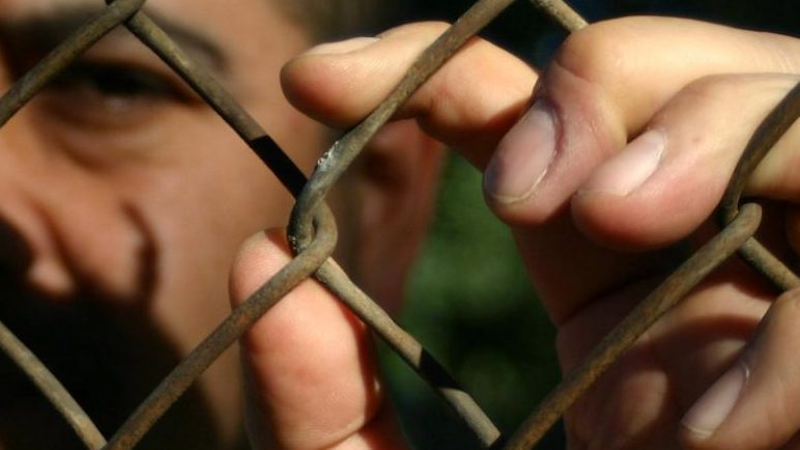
[
  {"x1": 0, "y1": 0, "x2": 316, "y2": 447},
  {"x1": 2, "y1": 3, "x2": 798, "y2": 450},
  {"x1": 239, "y1": 17, "x2": 800, "y2": 450},
  {"x1": 0, "y1": 1, "x2": 444, "y2": 449}
]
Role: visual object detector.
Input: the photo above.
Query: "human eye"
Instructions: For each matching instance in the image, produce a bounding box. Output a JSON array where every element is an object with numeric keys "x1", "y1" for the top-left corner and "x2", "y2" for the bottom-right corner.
[
  {"x1": 54, "y1": 62, "x2": 178, "y2": 101},
  {"x1": 16, "y1": 57, "x2": 208, "y2": 167},
  {"x1": 35, "y1": 59, "x2": 197, "y2": 128}
]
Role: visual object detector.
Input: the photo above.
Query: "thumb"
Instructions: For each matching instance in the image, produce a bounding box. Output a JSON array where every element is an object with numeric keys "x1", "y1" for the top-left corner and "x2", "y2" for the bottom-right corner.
[
  {"x1": 680, "y1": 287, "x2": 800, "y2": 449},
  {"x1": 229, "y1": 229, "x2": 406, "y2": 450}
]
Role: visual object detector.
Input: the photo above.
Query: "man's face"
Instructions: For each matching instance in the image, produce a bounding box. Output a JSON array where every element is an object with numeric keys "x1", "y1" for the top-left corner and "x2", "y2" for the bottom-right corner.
[{"x1": 0, "y1": 0, "x2": 323, "y2": 447}]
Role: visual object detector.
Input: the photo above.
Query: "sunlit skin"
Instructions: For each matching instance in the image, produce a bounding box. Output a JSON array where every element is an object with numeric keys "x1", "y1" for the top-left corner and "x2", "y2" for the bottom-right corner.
[
  {"x1": 0, "y1": 0, "x2": 328, "y2": 448},
  {"x1": 2, "y1": 1, "x2": 800, "y2": 450},
  {"x1": 0, "y1": 0, "x2": 444, "y2": 448},
  {"x1": 269, "y1": 18, "x2": 800, "y2": 450}
]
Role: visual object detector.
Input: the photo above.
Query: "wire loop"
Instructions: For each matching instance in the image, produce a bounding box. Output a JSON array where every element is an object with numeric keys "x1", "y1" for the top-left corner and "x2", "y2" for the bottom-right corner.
[{"x1": 0, "y1": 0, "x2": 797, "y2": 449}]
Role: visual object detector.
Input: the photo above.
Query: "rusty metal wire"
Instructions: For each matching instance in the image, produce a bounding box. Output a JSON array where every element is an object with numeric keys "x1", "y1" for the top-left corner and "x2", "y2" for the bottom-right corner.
[
  {"x1": 0, "y1": 321, "x2": 106, "y2": 448},
  {"x1": 0, "y1": 0, "x2": 797, "y2": 449}
]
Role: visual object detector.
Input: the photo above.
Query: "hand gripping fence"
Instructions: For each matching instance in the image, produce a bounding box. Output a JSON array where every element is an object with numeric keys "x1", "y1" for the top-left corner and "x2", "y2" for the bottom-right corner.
[{"x1": 0, "y1": 0, "x2": 797, "y2": 449}]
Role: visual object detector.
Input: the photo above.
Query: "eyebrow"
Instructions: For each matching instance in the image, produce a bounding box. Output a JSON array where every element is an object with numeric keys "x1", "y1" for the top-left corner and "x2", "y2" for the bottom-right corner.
[{"x1": 0, "y1": 6, "x2": 227, "y2": 73}]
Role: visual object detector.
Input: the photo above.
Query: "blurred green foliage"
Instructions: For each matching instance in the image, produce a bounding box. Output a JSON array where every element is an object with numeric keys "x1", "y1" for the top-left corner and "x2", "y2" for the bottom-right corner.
[{"x1": 382, "y1": 156, "x2": 563, "y2": 449}]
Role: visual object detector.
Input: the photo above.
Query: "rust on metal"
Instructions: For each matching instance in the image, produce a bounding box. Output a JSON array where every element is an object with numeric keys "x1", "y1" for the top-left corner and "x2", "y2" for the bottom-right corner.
[
  {"x1": 0, "y1": 0, "x2": 797, "y2": 449},
  {"x1": 0, "y1": 321, "x2": 106, "y2": 449},
  {"x1": 717, "y1": 82, "x2": 800, "y2": 292},
  {"x1": 504, "y1": 203, "x2": 764, "y2": 449}
]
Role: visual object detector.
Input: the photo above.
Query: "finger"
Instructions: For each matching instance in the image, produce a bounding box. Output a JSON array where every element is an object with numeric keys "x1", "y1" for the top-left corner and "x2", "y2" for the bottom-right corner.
[
  {"x1": 554, "y1": 265, "x2": 773, "y2": 449},
  {"x1": 229, "y1": 229, "x2": 406, "y2": 450},
  {"x1": 680, "y1": 287, "x2": 800, "y2": 450},
  {"x1": 572, "y1": 73, "x2": 800, "y2": 250},
  {"x1": 281, "y1": 22, "x2": 537, "y2": 167},
  {"x1": 484, "y1": 16, "x2": 800, "y2": 225}
]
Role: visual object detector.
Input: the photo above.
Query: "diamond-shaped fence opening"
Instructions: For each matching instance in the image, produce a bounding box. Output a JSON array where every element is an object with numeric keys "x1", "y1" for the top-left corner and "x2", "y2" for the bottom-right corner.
[{"x1": 0, "y1": 0, "x2": 797, "y2": 449}]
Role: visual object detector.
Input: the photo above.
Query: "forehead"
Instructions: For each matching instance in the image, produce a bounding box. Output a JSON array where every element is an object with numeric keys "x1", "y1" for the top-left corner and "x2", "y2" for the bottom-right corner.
[
  {"x1": 0, "y1": 0, "x2": 312, "y2": 103},
  {"x1": 0, "y1": 0, "x2": 279, "y2": 23},
  {"x1": 0, "y1": 0, "x2": 312, "y2": 61}
]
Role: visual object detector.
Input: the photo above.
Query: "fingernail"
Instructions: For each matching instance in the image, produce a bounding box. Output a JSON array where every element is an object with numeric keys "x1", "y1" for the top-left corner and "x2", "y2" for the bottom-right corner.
[
  {"x1": 484, "y1": 99, "x2": 558, "y2": 204},
  {"x1": 682, "y1": 361, "x2": 749, "y2": 439},
  {"x1": 304, "y1": 36, "x2": 379, "y2": 56},
  {"x1": 580, "y1": 129, "x2": 665, "y2": 196}
]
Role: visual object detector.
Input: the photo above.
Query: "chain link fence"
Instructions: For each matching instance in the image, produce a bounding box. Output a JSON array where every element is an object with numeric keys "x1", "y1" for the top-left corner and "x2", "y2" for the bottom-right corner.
[{"x1": 0, "y1": 0, "x2": 797, "y2": 449}]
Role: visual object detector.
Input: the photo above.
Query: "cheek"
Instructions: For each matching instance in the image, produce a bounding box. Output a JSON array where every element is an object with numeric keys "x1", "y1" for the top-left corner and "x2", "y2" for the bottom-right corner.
[
  {"x1": 109, "y1": 78, "x2": 327, "y2": 350},
  {"x1": 249, "y1": 96, "x2": 327, "y2": 178},
  {"x1": 127, "y1": 130, "x2": 296, "y2": 273},
  {"x1": 118, "y1": 109, "x2": 319, "y2": 315},
  {"x1": 113, "y1": 132, "x2": 299, "y2": 433}
]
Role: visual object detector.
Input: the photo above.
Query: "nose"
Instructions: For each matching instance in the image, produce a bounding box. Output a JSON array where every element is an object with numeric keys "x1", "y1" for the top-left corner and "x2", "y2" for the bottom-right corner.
[{"x1": 0, "y1": 109, "x2": 150, "y2": 301}]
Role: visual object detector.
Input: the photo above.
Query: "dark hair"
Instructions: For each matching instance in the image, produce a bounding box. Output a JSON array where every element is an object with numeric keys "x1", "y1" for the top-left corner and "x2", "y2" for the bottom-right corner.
[{"x1": 275, "y1": 0, "x2": 400, "y2": 42}]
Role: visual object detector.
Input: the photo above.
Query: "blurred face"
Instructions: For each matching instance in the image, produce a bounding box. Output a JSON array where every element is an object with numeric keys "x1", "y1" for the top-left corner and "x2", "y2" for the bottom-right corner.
[{"x1": 0, "y1": 0, "x2": 323, "y2": 448}]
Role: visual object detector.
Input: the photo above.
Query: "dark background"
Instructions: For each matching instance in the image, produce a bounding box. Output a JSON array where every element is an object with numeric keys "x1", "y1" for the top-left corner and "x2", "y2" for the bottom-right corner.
[{"x1": 378, "y1": 1, "x2": 798, "y2": 449}]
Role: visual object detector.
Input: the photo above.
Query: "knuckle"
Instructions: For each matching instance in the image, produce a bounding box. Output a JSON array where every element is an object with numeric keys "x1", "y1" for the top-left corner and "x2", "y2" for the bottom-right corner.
[
  {"x1": 377, "y1": 20, "x2": 450, "y2": 40},
  {"x1": 679, "y1": 73, "x2": 790, "y2": 105},
  {"x1": 681, "y1": 73, "x2": 798, "y2": 106},
  {"x1": 551, "y1": 17, "x2": 646, "y2": 89},
  {"x1": 679, "y1": 74, "x2": 741, "y2": 103}
]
